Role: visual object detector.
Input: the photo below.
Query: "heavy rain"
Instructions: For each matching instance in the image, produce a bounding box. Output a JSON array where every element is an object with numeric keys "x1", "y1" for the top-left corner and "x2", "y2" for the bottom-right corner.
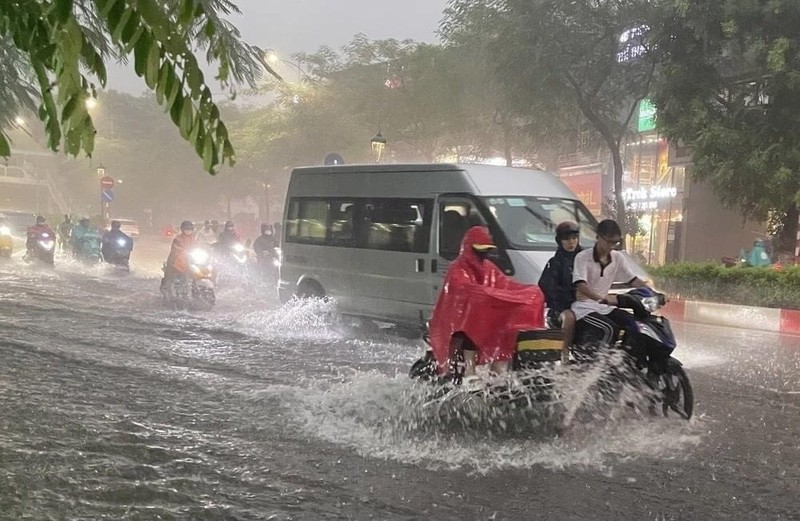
[{"x1": 2, "y1": 1, "x2": 800, "y2": 520}]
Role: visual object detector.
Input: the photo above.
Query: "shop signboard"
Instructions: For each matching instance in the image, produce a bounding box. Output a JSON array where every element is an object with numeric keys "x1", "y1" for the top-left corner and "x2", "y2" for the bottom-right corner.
[
  {"x1": 559, "y1": 167, "x2": 603, "y2": 216},
  {"x1": 638, "y1": 98, "x2": 657, "y2": 132}
]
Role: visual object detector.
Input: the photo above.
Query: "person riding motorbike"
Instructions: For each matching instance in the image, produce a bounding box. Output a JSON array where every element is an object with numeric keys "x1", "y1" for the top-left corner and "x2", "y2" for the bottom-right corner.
[
  {"x1": 26, "y1": 215, "x2": 55, "y2": 253},
  {"x1": 427, "y1": 226, "x2": 545, "y2": 383},
  {"x1": 571, "y1": 219, "x2": 650, "y2": 359},
  {"x1": 252, "y1": 223, "x2": 279, "y2": 281},
  {"x1": 161, "y1": 220, "x2": 196, "y2": 298},
  {"x1": 538, "y1": 221, "x2": 582, "y2": 360},
  {"x1": 196, "y1": 220, "x2": 216, "y2": 244},
  {"x1": 58, "y1": 215, "x2": 73, "y2": 252},
  {"x1": 217, "y1": 221, "x2": 240, "y2": 247},
  {"x1": 102, "y1": 220, "x2": 133, "y2": 267},
  {"x1": 71, "y1": 217, "x2": 102, "y2": 261}
]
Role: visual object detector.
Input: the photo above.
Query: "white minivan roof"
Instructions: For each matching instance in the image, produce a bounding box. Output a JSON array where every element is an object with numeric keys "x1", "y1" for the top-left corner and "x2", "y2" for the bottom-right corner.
[{"x1": 290, "y1": 163, "x2": 578, "y2": 199}]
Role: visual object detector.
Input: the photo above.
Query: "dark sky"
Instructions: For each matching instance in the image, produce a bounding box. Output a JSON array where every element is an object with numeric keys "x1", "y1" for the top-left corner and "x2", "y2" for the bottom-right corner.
[{"x1": 107, "y1": 0, "x2": 449, "y2": 94}]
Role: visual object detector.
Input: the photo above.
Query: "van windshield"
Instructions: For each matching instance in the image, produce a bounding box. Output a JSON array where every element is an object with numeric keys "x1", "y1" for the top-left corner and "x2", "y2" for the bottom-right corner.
[{"x1": 481, "y1": 196, "x2": 597, "y2": 250}]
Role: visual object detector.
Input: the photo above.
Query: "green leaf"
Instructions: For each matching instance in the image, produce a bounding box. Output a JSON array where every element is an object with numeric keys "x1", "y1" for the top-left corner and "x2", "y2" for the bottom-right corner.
[
  {"x1": 98, "y1": 0, "x2": 118, "y2": 18},
  {"x1": 0, "y1": 133, "x2": 11, "y2": 157},
  {"x1": 133, "y1": 32, "x2": 152, "y2": 77},
  {"x1": 53, "y1": 0, "x2": 73, "y2": 23},
  {"x1": 202, "y1": 132, "x2": 214, "y2": 172},
  {"x1": 61, "y1": 95, "x2": 79, "y2": 122},
  {"x1": 170, "y1": 91, "x2": 184, "y2": 126},
  {"x1": 156, "y1": 62, "x2": 170, "y2": 104},
  {"x1": 112, "y1": 9, "x2": 133, "y2": 42},
  {"x1": 185, "y1": 60, "x2": 204, "y2": 96},
  {"x1": 145, "y1": 42, "x2": 160, "y2": 89},
  {"x1": 179, "y1": 99, "x2": 193, "y2": 139}
]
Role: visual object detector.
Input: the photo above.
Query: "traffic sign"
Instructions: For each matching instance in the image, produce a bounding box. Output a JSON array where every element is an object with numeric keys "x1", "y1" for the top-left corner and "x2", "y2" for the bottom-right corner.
[
  {"x1": 101, "y1": 189, "x2": 114, "y2": 202},
  {"x1": 100, "y1": 176, "x2": 115, "y2": 189}
]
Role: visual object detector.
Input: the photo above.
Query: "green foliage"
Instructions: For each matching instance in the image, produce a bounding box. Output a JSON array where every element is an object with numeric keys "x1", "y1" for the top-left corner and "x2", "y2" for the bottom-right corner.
[
  {"x1": 441, "y1": 0, "x2": 665, "y2": 238},
  {"x1": 0, "y1": 0, "x2": 266, "y2": 173},
  {"x1": 652, "y1": 0, "x2": 800, "y2": 223},
  {"x1": 649, "y1": 262, "x2": 800, "y2": 309}
]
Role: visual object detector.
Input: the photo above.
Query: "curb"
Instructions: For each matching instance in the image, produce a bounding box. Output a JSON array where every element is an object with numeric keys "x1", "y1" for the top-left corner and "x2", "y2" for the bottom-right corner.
[{"x1": 660, "y1": 299, "x2": 800, "y2": 335}]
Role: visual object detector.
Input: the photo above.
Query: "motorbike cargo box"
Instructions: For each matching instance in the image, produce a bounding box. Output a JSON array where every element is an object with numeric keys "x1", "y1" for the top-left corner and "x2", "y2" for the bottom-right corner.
[{"x1": 515, "y1": 329, "x2": 563, "y2": 364}]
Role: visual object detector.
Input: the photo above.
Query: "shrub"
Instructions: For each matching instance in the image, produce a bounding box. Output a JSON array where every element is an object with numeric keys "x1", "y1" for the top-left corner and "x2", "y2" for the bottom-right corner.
[{"x1": 647, "y1": 262, "x2": 800, "y2": 310}]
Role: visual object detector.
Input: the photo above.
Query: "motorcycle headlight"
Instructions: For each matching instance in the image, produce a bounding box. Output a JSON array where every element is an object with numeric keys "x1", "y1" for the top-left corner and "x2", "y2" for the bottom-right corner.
[
  {"x1": 642, "y1": 296, "x2": 661, "y2": 312},
  {"x1": 189, "y1": 249, "x2": 209, "y2": 264},
  {"x1": 0, "y1": 226, "x2": 10, "y2": 235},
  {"x1": 116, "y1": 238, "x2": 127, "y2": 247},
  {"x1": 39, "y1": 240, "x2": 55, "y2": 251},
  {"x1": 41, "y1": 232, "x2": 51, "y2": 239},
  {"x1": 233, "y1": 243, "x2": 245, "y2": 253}
]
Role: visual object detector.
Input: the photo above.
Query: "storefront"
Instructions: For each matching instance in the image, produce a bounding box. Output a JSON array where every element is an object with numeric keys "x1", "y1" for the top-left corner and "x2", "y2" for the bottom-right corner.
[{"x1": 622, "y1": 135, "x2": 685, "y2": 266}]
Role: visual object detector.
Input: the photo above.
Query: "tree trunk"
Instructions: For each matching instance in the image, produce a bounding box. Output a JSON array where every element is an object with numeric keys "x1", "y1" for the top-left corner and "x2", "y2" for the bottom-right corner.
[{"x1": 610, "y1": 142, "x2": 627, "y2": 249}]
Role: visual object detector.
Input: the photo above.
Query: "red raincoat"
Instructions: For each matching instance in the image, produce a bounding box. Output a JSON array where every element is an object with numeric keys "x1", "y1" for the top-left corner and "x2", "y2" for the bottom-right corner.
[{"x1": 428, "y1": 226, "x2": 545, "y2": 373}]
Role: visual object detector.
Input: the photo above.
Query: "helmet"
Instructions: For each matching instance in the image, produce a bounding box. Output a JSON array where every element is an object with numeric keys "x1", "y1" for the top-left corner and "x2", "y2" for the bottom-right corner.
[
  {"x1": 555, "y1": 221, "x2": 580, "y2": 243},
  {"x1": 224, "y1": 220, "x2": 234, "y2": 230},
  {"x1": 261, "y1": 223, "x2": 274, "y2": 235},
  {"x1": 180, "y1": 220, "x2": 194, "y2": 231},
  {"x1": 111, "y1": 220, "x2": 121, "y2": 230},
  {"x1": 36, "y1": 215, "x2": 46, "y2": 224},
  {"x1": 79, "y1": 217, "x2": 89, "y2": 225}
]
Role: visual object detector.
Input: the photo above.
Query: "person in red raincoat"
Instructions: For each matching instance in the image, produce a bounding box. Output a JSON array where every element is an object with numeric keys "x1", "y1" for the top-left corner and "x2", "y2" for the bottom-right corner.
[{"x1": 428, "y1": 226, "x2": 545, "y2": 378}]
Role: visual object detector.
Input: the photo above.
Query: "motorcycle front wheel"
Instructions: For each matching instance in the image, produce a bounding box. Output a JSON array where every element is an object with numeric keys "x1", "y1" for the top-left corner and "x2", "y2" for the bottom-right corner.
[
  {"x1": 409, "y1": 351, "x2": 437, "y2": 381},
  {"x1": 660, "y1": 358, "x2": 694, "y2": 420}
]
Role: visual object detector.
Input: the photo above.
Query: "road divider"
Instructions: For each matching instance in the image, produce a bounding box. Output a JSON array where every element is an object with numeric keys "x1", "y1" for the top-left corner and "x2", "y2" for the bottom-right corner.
[{"x1": 661, "y1": 299, "x2": 800, "y2": 335}]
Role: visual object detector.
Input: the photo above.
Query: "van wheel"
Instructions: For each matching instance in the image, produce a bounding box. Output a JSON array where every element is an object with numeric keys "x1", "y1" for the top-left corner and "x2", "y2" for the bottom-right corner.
[{"x1": 296, "y1": 280, "x2": 326, "y2": 299}]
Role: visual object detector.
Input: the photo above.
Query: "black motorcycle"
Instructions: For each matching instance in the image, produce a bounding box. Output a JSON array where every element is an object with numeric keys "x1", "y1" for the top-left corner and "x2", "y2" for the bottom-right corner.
[
  {"x1": 24, "y1": 230, "x2": 55, "y2": 265},
  {"x1": 102, "y1": 235, "x2": 133, "y2": 271},
  {"x1": 575, "y1": 288, "x2": 694, "y2": 420}
]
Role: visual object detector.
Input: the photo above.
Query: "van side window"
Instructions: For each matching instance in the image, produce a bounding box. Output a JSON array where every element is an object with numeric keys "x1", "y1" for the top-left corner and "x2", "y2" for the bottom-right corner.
[
  {"x1": 330, "y1": 201, "x2": 355, "y2": 245},
  {"x1": 286, "y1": 198, "x2": 329, "y2": 243},
  {"x1": 360, "y1": 199, "x2": 431, "y2": 253},
  {"x1": 439, "y1": 201, "x2": 485, "y2": 260}
]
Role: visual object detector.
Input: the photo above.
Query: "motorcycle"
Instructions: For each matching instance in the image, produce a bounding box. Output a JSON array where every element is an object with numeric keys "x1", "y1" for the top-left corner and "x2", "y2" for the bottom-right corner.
[
  {"x1": 161, "y1": 247, "x2": 216, "y2": 308},
  {"x1": 24, "y1": 230, "x2": 56, "y2": 265},
  {"x1": 0, "y1": 225, "x2": 13, "y2": 258},
  {"x1": 409, "y1": 288, "x2": 693, "y2": 421},
  {"x1": 74, "y1": 231, "x2": 103, "y2": 264},
  {"x1": 213, "y1": 241, "x2": 250, "y2": 284},
  {"x1": 255, "y1": 246, "x2": 281, "y2": 285},
  {"x1": 409, "y1": 324, "x2": 565, "y2": 403},
  {"x1": 102, "y1": 236, "x2": 133, "y2": 271},
  {"x1": 573, "y1": 288, "x2": 694, "y2": 420}
]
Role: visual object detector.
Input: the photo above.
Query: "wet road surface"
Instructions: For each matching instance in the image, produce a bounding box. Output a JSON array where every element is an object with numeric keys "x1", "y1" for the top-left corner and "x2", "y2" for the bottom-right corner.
[{"x1": 1, "y1": 245, "x2": 800, "y2": 520}]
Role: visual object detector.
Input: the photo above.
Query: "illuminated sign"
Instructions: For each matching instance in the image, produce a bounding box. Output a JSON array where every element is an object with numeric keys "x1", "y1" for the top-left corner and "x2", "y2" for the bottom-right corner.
[
  {"x1": 638, "y1": 98, "x2": 657, "y2": 132},
  {"x1": 623, "y1": 185, "x2": 677, "y2": 211}
]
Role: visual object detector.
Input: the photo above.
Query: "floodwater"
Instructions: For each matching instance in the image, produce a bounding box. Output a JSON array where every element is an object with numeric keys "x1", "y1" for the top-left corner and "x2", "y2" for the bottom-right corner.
[{"x1": 1, "y1": 249, "x2": 799, "y2": 520}]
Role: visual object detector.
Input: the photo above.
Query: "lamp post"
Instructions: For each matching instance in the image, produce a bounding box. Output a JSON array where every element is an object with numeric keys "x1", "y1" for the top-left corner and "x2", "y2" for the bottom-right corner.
[
  {"x1": 370, "y1": 131, "x2": 387, "y2": 163},
  {"x1": 264, "y1": 49, "x2": 305, "y2": 80}
]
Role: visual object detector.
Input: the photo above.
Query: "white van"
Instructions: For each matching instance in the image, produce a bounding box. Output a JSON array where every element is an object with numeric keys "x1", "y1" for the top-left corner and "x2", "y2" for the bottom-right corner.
[{"x1": 278, "y1": 163, "x2": 603, "y2": 330}]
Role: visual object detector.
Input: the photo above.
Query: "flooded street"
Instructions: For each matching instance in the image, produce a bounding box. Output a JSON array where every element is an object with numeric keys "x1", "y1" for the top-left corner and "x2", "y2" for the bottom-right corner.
[{"x1": 1, "y1": 244, "x2": 800, "y2": 520}]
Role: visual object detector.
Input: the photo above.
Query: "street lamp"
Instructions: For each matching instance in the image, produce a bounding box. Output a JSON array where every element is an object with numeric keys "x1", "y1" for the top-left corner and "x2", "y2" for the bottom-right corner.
[
  {"x1": 370, "y1": 131, "x2": 387, "y2": 163},
  {"x1": 263, "y1": 49, "x2": 305, "y2": 80}
]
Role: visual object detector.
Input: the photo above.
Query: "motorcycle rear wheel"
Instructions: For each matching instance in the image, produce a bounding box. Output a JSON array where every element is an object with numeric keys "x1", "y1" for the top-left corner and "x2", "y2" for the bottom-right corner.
[{"x1": 661, "y1": 358, "x2": 693, "y2": 420}]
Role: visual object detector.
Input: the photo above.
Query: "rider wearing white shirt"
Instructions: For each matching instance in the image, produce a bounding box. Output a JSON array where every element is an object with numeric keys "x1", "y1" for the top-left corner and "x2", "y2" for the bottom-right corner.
[{"x1": 571, "y1": 219, "x2": 649, "y2": 349}]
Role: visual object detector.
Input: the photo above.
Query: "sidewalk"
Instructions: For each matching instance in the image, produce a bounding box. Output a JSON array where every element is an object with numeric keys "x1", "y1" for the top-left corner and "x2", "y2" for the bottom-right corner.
[{"x1": 661, "y1": 299, "x2": 800, "y2": 335}]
